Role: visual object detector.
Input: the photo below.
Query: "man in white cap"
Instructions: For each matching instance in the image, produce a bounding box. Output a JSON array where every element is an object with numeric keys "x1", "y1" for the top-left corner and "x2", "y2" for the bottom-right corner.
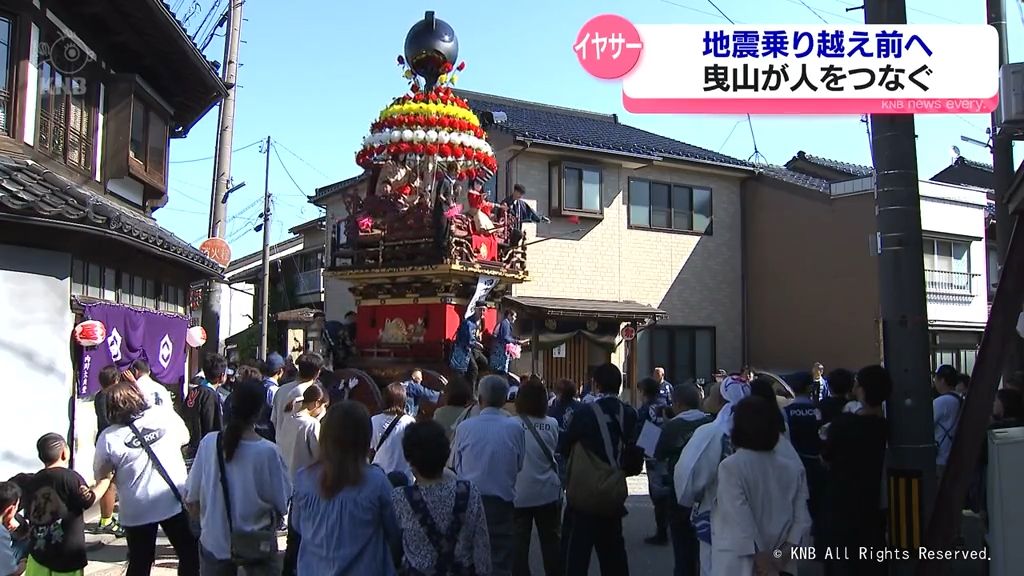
[{"x1": 674, "y1": 374, "x2": 751, "y2": 576}]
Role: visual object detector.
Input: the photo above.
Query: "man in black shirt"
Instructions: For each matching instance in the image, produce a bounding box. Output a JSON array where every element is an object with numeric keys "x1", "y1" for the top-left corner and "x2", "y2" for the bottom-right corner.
[
  {"x1": 24, "y1": 434, "x2": 96, "y2": 575},
  {"x1": 821, "y1": 365, "x2": 892, "y2": 576},
  {"x1": 560, "y1": 363, "x2": 639, "y2": 576},
  {"x1": 180, "y1": 354, "x2": 227, "y2": 467},
  {"x1": 819, "y1": 369, "x2": 854, "y2": 426}
]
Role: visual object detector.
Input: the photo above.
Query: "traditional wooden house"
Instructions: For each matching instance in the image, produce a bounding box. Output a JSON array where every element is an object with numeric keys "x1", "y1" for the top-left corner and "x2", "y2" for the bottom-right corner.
[{"x1": 0, "y1": 0, "x2": 226, "y2": 480}]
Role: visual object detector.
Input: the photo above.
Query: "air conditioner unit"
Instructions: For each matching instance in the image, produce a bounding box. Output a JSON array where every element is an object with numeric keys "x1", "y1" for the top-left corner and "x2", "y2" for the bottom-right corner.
[
  {"x1": 987, "y1": 426, "x2": 1024, "y2": 576},
  {"x1": 998, "y1": 63, "x2": 1024, "y2": 126}
]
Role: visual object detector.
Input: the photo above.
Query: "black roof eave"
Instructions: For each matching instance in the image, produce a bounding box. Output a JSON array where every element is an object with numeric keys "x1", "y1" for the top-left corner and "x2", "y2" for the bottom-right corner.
[{"x1": 0, "y1": 212, "x2": 223, "y2": 278}]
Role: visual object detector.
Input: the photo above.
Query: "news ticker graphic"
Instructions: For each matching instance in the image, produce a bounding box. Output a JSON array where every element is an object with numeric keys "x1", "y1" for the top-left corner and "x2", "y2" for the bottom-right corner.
[{"x1": 573, "y1": 16, "x2": 999, "y2": 115}]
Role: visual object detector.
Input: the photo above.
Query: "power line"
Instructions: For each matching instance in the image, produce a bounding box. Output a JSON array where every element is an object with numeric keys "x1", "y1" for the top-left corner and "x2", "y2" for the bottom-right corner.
[
  {"x1": 717, "y1": 120, "x2": 745, "y2": 152},
  {"x1": 271, "y1": 144, "x2": 311, "y2": 199},
  {"x1": 272, "y1": 140, "x2": 332, "y2": 180},
  {"x1": 829, "y1": 0, "x2": 964, "y2": 24},
  {"x1": 705, "y1": 0, "x2": 733, "y2": 23},
  {"x1": 658, "y1": 0, "x2": 734, "y2": 21},
  {"x1": 170, "y1": 138, "x2": 263, "y2": 164},
  {"x1": 796, "y1": 0, "x2": 831, "y2": 23},
  {"x1": 782, "y1": 0, "x2": 860, "y2": 22},
  {"x1": 701, "y1": 1, "x2": 766, "y2": 165}
]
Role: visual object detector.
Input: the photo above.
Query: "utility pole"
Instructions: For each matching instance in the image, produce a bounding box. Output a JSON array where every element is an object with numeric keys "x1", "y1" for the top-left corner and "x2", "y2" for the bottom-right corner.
[
  {"x1": 989, "y1": 0, "x2": 1020, "y2": 380},
  {"x1": 258, "y1": 136, "x2": 272, "y2": 358},
  {"x1": 864, "y1": 0, "x2": 936, "y2": 572},
  {"x1": 200, "y1": 0, "x2": 244, "y2": 359}
]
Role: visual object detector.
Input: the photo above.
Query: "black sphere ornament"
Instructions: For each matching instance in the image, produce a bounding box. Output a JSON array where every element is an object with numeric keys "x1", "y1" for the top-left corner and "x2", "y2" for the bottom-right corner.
[{"x1": 404, "y1": 11, "x2": 459, "y2": 91}]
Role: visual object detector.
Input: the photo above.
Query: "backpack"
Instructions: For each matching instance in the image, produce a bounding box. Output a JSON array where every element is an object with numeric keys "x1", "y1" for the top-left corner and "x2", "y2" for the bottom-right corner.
[
  {"x1": 565, "y1": 403, "x2": 629, "y2": 518},
  {"x1": 661, "y1": 415, "x2": 714, "y2": 490}
]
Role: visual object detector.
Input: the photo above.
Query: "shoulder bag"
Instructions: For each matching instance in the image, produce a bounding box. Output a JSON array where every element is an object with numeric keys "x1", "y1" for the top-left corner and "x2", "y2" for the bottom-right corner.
[
  {"x1": 215, "y1": 434, "x2": 278, "y2": 566},
  {"x1": 519, "y1": 415, "x2": 560, "y2": 485},
  {"x1": 369, "y1": 414, "x2": 403, "y2": 461},
  {"x1": 126, "y1": 422, "x2": 194, "y2": 532}
]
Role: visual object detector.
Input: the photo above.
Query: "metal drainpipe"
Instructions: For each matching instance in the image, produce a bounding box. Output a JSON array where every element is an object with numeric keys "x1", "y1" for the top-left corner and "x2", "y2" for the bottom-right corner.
[{"x1": 504, "y1": 140, "x2": 533, "y2": 200}]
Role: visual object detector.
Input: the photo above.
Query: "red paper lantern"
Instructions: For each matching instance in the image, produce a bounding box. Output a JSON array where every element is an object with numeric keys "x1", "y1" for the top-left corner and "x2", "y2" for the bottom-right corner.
[{"x1": 74, "y1": 320, "x2": 106, "y2": 347}]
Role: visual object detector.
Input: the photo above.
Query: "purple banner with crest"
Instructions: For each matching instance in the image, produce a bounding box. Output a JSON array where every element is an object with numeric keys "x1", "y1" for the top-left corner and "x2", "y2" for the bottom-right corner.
[{"x1": 79, "y1": 302, "x2": 189, "y2": 397}]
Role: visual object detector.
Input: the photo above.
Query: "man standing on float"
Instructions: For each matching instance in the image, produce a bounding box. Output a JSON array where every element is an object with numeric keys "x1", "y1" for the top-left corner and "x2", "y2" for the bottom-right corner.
[{"x1": 451, "y1": 304, "x2": 488, "y2": 385}]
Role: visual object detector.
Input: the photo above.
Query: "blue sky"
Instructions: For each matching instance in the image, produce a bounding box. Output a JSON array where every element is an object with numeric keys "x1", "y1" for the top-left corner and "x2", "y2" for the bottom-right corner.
[{"x1": 158, "y1": 0, "x2": 1023, "y2": 259}]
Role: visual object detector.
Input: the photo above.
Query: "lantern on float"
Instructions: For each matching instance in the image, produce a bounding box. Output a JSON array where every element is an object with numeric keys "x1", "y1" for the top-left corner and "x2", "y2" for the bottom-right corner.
[
  {"x1": 74, "y1": 320, "x2": 106, "y2": 347},
  {"x1": 186, "y1": 326, "x2": 207, "y2": 348}
]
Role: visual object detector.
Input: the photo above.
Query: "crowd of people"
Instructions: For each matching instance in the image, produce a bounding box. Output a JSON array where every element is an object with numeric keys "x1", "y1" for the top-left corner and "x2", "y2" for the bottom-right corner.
[{"x1": 1, "y1": 349, "x2": 1022, "y2": 576}]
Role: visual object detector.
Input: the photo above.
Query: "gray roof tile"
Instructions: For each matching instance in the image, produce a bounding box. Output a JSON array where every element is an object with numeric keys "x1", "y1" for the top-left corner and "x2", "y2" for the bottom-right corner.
[
  {"x1": 789, "y1": 150, "x2": 874, "y2": 178},
  {"x1": 0, "y1": 154, "x2": 221, "y2": 274},
  {"x1": 456, "y1": 90, "x2": 752, "y2": 169}
]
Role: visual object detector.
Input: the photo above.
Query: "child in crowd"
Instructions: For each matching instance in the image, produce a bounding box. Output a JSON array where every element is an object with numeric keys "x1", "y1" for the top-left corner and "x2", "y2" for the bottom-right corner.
[
  {"x1": 0, "y1": 482, "x2": 25, "y2": 576},
  {"x1": 23, "y1": 434, "x2": 96, "y2": 576}
]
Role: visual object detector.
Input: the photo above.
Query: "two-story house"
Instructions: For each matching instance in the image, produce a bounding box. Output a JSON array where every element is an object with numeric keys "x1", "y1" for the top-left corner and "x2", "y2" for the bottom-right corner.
[
  {"x1": 0, "y1": 0, "x2": 226, "y2": 480},
  {"x1": 745, "y1": 152, "x2": 991, "y2": 375},
  {"x1": 221, "y1": 216, "x2": 327, "y2": 362},
  {"x1": 316, "y1": 92, "x2": 806, "y2": 395},
  {"x1": 930, "y1": 154, "x2": 999, "y2": 304}
]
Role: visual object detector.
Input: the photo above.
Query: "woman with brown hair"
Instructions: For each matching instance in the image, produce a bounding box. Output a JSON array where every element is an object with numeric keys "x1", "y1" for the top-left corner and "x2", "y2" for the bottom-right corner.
[
  {"x1": 513, "y1": 382, "x2": 562, "y2": 576},
  {"x1": 370, "y1": 383, "x2": 417, "y2": 484},
  {"x1": 432, "y1": 377, "x2": 476, "y2": 440},
  {"x1": 91, "y1": 382, "x2": 198, "y2": 576},
  {"x1": 290, "y1": 401, "x2": 400, "y2": 574}
]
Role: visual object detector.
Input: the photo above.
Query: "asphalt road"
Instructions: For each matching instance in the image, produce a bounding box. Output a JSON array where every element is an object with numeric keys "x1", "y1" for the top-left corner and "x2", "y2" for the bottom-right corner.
[{"x1": 84, "y1": 471, "x2": 987, "y2": 576}]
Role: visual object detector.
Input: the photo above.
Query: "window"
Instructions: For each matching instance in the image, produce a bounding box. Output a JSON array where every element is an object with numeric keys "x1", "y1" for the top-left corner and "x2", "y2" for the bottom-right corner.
[
  {"x1": 628, "y1": 178, "x2": 712, "y2": 234},
  {"x1": 129, "y1": 99, "x2": 168, "y2": 178},
  {"x1": 647, "y1": 326, "x2": 716, "y2": 384},
  {"x1": 0, "y1": 15, "x2": 13, "y2": 135},
  {"x1": 37, "y1": 57, "x2": 94, "y2": 172},
  {"x1": 549, "y1": 161, "x2": 603, "y2": 217},
  {"x1": 924, "y1": 238, "x2": 973, "y2": 294}
]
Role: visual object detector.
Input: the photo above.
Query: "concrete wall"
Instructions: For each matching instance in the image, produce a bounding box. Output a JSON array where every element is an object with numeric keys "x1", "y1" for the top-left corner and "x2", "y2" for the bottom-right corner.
[
  {"x1": 503, "y1": 146, "x2": 746, "y2": 375},
  {"x1": 743, "y1": 179, "x2": 882, "y2": 372},
  {"x1": 919, "y1": 180, "x2": 990, "y2": 328},
  {"x1": 0, "y1": 246, "x2": 74, "y2": 481}
]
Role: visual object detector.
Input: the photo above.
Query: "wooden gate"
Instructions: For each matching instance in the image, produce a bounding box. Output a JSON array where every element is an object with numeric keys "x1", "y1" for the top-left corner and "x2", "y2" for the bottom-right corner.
[{"x1": 542, "y1": 334, "x2": 588, "y2": 387}]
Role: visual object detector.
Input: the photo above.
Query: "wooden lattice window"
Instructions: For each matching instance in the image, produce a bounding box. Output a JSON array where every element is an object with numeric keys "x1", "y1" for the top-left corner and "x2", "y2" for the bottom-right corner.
[{"x1": 37, "y1": 57, "x2": 94, "y2": 172}]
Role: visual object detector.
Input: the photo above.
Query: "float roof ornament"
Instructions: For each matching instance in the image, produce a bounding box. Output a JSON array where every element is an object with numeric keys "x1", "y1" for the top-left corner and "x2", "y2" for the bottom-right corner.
[{"x1": 355, "y1": 11, "x2": 497, "y2": 183}]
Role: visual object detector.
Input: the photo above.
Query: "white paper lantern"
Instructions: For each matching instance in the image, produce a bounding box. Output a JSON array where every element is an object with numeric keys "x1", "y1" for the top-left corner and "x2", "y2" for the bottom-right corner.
[
  {"x1": 426, "y1": 130, "x2": 439, "y2": 143},
  {"x1": 438, "y1": 131, "x2": 451, "y2": 144},
  {"x1": 413, "y1": 129, "x2": 426, "y2": 142},
  {"x1": 186, "y1": 326, "x2": 207, "y2": 348},
  {"x1": 401, "y1": 129, "x2": 414, "y2": 142},
  {"x1": 390, "y1": 130, "x2": 402, "y2": 143}
]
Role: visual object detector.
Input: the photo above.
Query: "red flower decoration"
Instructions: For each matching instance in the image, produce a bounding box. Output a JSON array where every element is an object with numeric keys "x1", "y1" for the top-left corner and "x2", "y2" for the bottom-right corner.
[
  {"x1": 453, "y1": 147, "x2": 465, "y2": 159},
  {"x1": 457, "y1": 62, "x2": 466, "y2": 71},
  {"x1": 413, "y1": 143, "x2": 425, "y2": 154},
  {"x1": 440, "y1": 144, "x2": 453, "y2": 157},
  {"x1": 425, "y1": 144, "x2": 438, "y2": 156},
  {"x1": 410, "y1": 83, "x2": 420, "y2": 93},
  {"x1": 442, "y1": 62, "x2": 453, "y2": 73}
]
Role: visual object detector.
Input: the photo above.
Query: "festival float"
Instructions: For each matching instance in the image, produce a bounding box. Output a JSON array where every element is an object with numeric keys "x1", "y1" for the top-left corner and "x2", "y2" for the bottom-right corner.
[{"x1": 326, "y1": 11, "x2": 529, "y2": 412}]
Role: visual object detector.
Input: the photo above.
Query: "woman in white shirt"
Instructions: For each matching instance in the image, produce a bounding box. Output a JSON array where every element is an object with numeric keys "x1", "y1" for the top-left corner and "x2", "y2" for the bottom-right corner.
[
  {"x1": 91, "y1": 382, "x2": 198, "y2": 575},
  {"x1": 712, "y1": 396, "x2": 812, "y2": 576},
  {"x1": 512, "y1": 382, "x2": 562, "y2": 576},
  {"x1": 369, "y1": 383, "x2": 416, "y2": 484},
  {"x1": 287, "y1": 384, "x2": 329, "y2": 477},
  {"x1": 185, "y1": 380, "x2": 291, "y2": 574}
]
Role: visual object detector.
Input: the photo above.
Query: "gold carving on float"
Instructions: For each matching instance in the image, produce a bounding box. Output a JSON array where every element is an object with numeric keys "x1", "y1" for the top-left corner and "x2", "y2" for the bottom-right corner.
[{"x1": 378, "y1": 318, "x2": 427, "y2": 344}]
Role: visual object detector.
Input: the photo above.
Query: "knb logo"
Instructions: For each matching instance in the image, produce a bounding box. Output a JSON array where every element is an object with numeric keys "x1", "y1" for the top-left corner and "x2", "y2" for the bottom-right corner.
[{"x1": 38, "y1": 33, "x2": 92, "y2": 95}]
